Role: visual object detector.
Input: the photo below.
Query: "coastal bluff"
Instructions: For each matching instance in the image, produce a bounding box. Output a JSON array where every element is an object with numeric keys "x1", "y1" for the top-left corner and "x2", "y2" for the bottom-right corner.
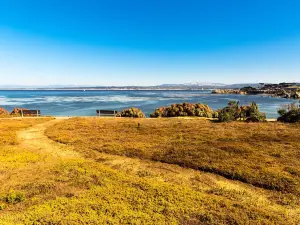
[{"x1": 212, "y1": 83, "x2": 300, "y2": 99}]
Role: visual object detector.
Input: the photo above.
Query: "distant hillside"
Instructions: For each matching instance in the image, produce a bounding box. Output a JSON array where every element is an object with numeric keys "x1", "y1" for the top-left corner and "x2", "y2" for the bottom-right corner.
[
  {"x1": 159, "y1": 83, "x2": 261, "y2": 89},
  {"x1": 160, "y1": 82, "x2": 226, "y2": 88},
  {"x1": 223, "y1": 83, "x2": 262, "y2": 89},
  {"x1": 1, "y1": 82, "x2": 299, "y2": 90}
]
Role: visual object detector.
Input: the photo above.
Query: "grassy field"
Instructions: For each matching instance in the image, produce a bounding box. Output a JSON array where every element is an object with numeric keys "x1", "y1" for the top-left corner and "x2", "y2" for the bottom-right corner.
[
  {"x1": 46, "y1": 118, "x2": 300, "y2": 195},
  {"x1": 0, "y1": 117, "x2": 299, "y2": 224}
]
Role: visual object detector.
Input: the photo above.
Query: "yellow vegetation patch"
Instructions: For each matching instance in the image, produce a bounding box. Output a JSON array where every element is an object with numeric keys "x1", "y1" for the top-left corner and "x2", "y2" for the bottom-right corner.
[
  {"x1": 19, "y1": 160, "x2": 293, "y2": 224},
  {"x1": 0, "y1": 146, "x2": 40, "y2": 169},
  {"x1": 46, "y1": 118, "x2": 300, "y2": 194},
  {"x1": 0, "y1": 118, "x2": 53, "y2": 146},
  {"x1": 0, "y1": 118, "x2": 299, "y2": 224}
]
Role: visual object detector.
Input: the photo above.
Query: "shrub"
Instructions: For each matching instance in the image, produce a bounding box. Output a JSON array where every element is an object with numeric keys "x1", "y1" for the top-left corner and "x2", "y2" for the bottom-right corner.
[
  {"x1": 5, "y1": 191, "x2": 25, "y2": 204},
  {"x1": 218, "y1": 101, "x2": 266, "y2": 122},
  {"x1": 0, "y1": 203, "x2": 5, "y2": 210},
  {"x1": 277, "y1": 103, "x2": 300, "y2": 123},
  {"x1": 246, "y1": 102, "x2": 267, "y2": 122},
  {"x1": 117, "y1": 108, "x2": 146, "y2": 118},
  {"x1": 0, "y1": 107, "x2": 9, "y2": 117},
  {"x1": 150, "y1": 102, "x2": 216, "y2": 118},
  {"x1": 10, "y1": 108, "x2": 28, "y2": 116},
  {"x1": 217, "y1": 101, "x2": 240, "y2": 122}
]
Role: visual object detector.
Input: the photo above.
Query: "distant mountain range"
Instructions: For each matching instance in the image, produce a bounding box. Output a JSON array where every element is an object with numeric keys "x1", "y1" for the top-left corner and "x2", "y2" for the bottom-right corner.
[
  {"x1": 160, "y1": 82, "x2": 226, "y2": 87},
  {"x1": 0, "y1": 83, "x2": 299, "y2": 90},
  {"x1": 159, "y1": 83, "x2": 262, "y2": 89}
]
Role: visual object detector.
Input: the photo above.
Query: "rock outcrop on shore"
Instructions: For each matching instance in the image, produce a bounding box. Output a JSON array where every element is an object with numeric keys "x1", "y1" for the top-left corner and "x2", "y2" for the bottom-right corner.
[
  {"x1": 292, "y1": 91, "x2": 300, "y2": 99},
  {"x1": 212, "y1": 84, "x2": 300, "y2": 100},
  {"x1": 212, "y1": 89, "x2": 247, "y2": 95},
  {"x1": 265, "y1": 89, "x2": 300, "y2": 99},
  {"x1": 275, "y1": 90, "x2": 300, "y2": 99}
]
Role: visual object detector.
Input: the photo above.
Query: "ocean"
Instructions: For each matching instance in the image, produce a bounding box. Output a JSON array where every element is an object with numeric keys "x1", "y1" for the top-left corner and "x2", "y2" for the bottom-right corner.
[{"x1": 0, "y1": 90, "x2": 298, "y2": 118}]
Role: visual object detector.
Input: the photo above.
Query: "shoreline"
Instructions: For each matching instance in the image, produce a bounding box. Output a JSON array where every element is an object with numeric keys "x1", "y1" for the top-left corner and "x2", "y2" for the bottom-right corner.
[
  {"x1": 0, "y1": 116, "x2": 278, "y2": 122},
  {"x1": 0, "y1": 88, "x2": 213, "y2": 91}
]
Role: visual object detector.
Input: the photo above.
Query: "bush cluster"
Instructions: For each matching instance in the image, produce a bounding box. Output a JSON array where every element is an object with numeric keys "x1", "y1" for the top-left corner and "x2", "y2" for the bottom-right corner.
[
  {"x1": 277, "y1": 103, "x2": 300, "y2": 123},
  {"x1": 117, "y1": 108, "x2": 146, "y2": 118},
  {"x1": 4, "y1": 101, "x2": 300, "y2": 123},
  {"x1": 10, "y1": 108, "x2": 28, "y2": 116},
  {"x1": 150, "y1": 102, "x2": 217, "y2": 118},
  {"x1": 217, "y1": 101, "x2": 266, "y2": 122},
  {"x1": 0, "y1": 107, "x2": 35, "y2": 117},
  {"x1": 0, "y1": 108, "x2": 9, "y2": 117},
  {"x1": 1, "y1": 191, "x2": 26, "y2": 204}
]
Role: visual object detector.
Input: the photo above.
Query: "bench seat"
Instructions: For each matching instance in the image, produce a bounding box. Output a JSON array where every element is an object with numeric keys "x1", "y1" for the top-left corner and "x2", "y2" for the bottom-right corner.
[
  {"x1": 96, "y1": 110, "x2": 117, "y2": 117},
  {"x1": 21, "y1": 110, "x2": 41, "y2": 117}
]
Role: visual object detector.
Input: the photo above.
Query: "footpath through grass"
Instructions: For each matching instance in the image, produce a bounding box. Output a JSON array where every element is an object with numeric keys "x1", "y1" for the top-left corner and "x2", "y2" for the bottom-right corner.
[{"x1": 0, "y1": 117, "x2": 299, "y2": 224}]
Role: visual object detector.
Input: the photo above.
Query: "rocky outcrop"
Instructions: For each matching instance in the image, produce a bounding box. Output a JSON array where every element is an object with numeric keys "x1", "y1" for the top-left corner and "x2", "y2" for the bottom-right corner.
[
  {"x1": 212, "y1": 86, "x2": 300, "y2": 100},
  {"x1": 212, "y1": 89, "x2": 241, "y2": 94},
  {"x1": 212, "y1": 89, "x2": 248, "y2": 95},
  {"x1": 272, "y1": 90, "x2": 300, "y2": 99},
  {"x1": 291, "y1": 91, "x2": 300, "y2": 99}
]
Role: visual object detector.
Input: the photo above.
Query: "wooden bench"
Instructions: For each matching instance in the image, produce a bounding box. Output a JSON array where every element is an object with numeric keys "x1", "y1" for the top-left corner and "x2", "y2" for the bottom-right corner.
[
  {"x1": 21, "y1": 109, "x2": 41, "y2": 117},
  {"x1": 96, "y1": 110, "x2": 118, "y2": 117}
]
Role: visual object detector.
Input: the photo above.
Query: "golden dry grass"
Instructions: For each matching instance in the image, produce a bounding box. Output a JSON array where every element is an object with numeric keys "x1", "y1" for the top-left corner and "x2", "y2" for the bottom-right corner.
[
  {"x1": 0, "y1": 118, "x2": 53, "y2": 145},
  {"x1": 46, "y1": 118, "x2": 300, "y2": 194},
  {"x1": 0, "y1": 117, "x2": 300, "y2": 224}
]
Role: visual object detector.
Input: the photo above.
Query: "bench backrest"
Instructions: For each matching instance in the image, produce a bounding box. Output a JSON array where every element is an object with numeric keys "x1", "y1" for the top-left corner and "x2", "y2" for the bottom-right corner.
[
  {"x1": 22, "y1": 110, "x2": 41, "y2": 116},
  {"x1": 96, "y1": 110, "x2": 117, "y2": 116}
]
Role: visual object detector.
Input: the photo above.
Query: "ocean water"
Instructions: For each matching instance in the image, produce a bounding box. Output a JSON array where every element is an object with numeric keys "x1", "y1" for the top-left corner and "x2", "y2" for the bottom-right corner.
[{"x1": 0, "y1": 90, "x2": 298, "y2": 118}]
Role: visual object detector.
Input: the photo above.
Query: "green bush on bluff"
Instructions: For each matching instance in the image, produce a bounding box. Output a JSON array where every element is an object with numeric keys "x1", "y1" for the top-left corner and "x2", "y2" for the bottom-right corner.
[
  {"x1": 117, "y1": 108, "x2": 146, "y2": 118},
  {"x1": 217, "y1": 101, "x2": 266, "y2": 122},
  {"x1": 277, "y1": 103, "x2": 300, "y2": 123},
  {"x1": 150, "y1": 102, "x2": 217, "y2": 118}
]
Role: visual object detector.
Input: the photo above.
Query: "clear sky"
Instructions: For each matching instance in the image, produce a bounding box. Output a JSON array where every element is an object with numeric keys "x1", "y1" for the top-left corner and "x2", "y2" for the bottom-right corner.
[{"x1": 0, "y1": 0, "x2": 300, "y2": 86}]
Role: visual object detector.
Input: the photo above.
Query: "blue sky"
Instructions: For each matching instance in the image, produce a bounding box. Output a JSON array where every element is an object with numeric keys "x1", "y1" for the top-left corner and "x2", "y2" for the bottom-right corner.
[{"x1": 0, "y1": 0, "x2": 300, "y2": 86}]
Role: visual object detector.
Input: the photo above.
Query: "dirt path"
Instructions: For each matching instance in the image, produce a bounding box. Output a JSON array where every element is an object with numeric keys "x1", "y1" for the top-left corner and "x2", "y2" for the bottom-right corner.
[
  {"x1": 15, "y1": 118, "x2": 221, "y2": 190},
  {"x1": 14, "y1": 118, "x2": 262, "y2": 192},
  {"x1": 1, "y1": 117, "x2": 297, "y2": 224},
  {"x1": 15, "y1": 118, "x2": 279, "y2": 198},
  {"x1": 17, "y1": 118, "x2": 81, "y2": 159}
]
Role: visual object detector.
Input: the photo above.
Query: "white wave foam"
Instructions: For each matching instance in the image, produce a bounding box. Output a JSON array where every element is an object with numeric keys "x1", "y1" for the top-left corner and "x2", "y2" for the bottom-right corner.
[
  {"x1": 0, "y1": 95, "x2": 178, "y2": 105},
  {"x1": 161, "y1": 93, "x2": 210, "y2": 98}
]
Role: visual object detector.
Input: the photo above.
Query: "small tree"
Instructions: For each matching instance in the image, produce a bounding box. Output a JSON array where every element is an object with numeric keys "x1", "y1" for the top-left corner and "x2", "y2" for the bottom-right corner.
[
  {"x1": 277, "y1": 103, "x2": 300, "y2": 123},
  {"x1": 218, "y1": 101, "x2": 266, "y2": 122},
  {"x1": 218, "y1": 101, "x2": 240, "y2": 122},
  {"x1": 246, "y1": 102, "x2": 266, "y2": 122}
]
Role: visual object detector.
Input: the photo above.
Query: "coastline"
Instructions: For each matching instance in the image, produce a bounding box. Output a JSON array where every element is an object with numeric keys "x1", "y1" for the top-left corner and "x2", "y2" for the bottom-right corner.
[
  {"x1": 0, "y1": 88, "x2": 214, "y2": 91},
  {"x1": 0, "y1": 116, "x2": 279, "y2": 122},
  {"x1": 1, "y1": 89, "x2": 295, "y2": 119}
]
